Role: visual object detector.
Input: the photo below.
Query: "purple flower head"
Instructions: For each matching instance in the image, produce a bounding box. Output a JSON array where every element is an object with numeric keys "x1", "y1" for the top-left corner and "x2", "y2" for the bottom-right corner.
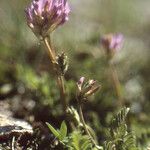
[
  {"x1": 110, "y1": 34, "x2": 124, "y2": 50},
  {"x1": 25, "y1": 0, "x2": 70, "y2": 37},
  {"x1": 101, "y1": 33, "x2": 124, "y2": 56}
]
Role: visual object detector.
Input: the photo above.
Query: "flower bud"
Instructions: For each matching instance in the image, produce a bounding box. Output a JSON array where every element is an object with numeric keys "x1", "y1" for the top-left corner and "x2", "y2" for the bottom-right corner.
[
  {"x1": 25, "y1": 0, "x2": 70, "y2": 38},
  {"x1": 77, "y1": 77, "x2": 100, "y2": 100},
  {"x1": 77, "y1": 77, "x2": 85, "y2": 92}
]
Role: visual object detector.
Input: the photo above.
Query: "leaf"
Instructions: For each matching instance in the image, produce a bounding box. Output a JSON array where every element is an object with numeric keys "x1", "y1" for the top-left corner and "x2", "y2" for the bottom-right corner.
[
  {"x1": 59, "y1": 121, "x2": 67, "y2": 140},
  {"x1": 46, "y1": 122, "x2": 60, "y2": 138},
  {"x1": 70, "y1": 131, "x2": 93, "y2": 150},
  {"x1": 124, "y1": 132, "x2": 137, "y2": 149},
  {"x1": 114, "y1": 124, "x2": 127, "y2": 139},
  {"x1": 104, "y1": 141, "x2": 115, "y2": 150},
  {"x1": 111, "y1": 107, "x2": 130, "y2": 129},
  {"x1": 71, "y1": 131, "x2": 80, "y2": 150},
  {"x1": 105, "y1": 107, "x2": 137, "y2": 150},
  {"x1": 81, "y1": 139, "x2": 91, "y2": 150}
]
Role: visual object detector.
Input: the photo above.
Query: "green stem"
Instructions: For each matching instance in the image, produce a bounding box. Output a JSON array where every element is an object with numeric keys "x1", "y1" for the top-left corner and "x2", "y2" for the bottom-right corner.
[
  {"x1": 43, "y1": 37, "x2": 67, "y2": 112},
  {"x1": 56, "y1": 75, "x2": 67, "y2": 111},
  {"x1": 109, "y1": 61, "x2": 123, "y2": 107},
  {"x1": 77, "y1": 99, "x2": 97, "y2": 147}
]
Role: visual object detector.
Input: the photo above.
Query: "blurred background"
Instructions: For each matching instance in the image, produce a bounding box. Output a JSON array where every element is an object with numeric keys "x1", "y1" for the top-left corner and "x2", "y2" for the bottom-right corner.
[{"x1": 0, "y1": 0, "x2": 150, "y2": 149}]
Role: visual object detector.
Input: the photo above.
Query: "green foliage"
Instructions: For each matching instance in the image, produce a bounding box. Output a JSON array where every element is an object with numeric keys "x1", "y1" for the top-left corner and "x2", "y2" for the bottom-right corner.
[
  {"x1": 46, "y1": 122, "x2": 60, "y2": 139},
  {"x1": 16, "y1": 65, "x2": 59, "y2": 106},
  {"x1": 33, "y1": 98, "x2": 150, "y2": 150},
  {"x1": 46, "y1": 121, "x2": 67, "y2": 142},
  {"x1": 109, "y1": 107, "x2": 130, "y2": 140},
  {"x1": 123, "y1": 132, "x2": 137, "y2": 150},
  {"x1": 60, "y1": 121, "x2": 68, "y2": 141},
  {"x1": 46, "y1": 122, "x2": 95, "y2": 150},
  {"x1": 69, "y1": 131, "x2": 93, "y2": 150},
  {"x1": 132, "y1": 123, "x2": 150, "y2": 149},
  {"x1": 110, "y1": 107, "x2": 130, "y2": 130},
  {"x1": 104, "y1": 107, "x2": 138, "y2": 150}
]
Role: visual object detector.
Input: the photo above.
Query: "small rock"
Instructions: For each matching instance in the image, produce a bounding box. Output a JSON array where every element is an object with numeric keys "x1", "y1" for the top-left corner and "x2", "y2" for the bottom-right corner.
[{"x1": 0, "y1": 114, "x2": 33, "y2": 140}]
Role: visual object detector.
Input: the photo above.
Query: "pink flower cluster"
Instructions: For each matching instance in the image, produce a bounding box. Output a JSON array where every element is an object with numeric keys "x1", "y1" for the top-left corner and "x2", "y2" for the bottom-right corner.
[
  {"x1": 25, "y1": 0, "x2": 70, "y2": 37},
  {"x1": 101, "y1": 34, "x2": 124, "y2": 56}
]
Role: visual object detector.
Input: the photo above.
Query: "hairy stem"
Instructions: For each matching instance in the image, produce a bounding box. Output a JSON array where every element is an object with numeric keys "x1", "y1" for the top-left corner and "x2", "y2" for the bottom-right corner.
[{"x1": 43, "y1": 37, "x2": 67, "y2": 112}]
